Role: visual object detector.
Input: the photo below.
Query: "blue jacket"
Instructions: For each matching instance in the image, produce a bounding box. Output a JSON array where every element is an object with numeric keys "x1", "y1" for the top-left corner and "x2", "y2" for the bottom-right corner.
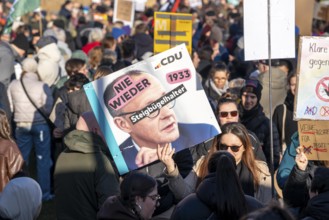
[{"x1": 276, "y1": 131, "x2": 299, "y2": 189}]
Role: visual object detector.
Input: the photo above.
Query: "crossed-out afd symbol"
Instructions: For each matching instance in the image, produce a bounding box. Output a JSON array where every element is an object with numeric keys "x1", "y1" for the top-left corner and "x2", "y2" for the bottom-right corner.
[
  {"x1": 316, "y1": 77, "x2": 329, "y2": 102},
  {"x1": 303, "y1": 145, "x2": 312, "y2": 154}
]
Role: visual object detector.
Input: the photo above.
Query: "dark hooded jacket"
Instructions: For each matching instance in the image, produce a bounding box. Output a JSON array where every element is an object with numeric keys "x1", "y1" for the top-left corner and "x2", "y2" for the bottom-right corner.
[
  {"x1": 64, "y1": 89, "x2": 92, "y2": 134},
  {"x1": 133, "y1": 33, "x2": 153, "y2": 60},
  {"x1": 273, "y1": 90, "x2": 298, "y2": 149},
  {"x1": 171, "y1": 173, "x2": 264, "y2": 220},
  {"x1": 54, "y1": 130, "x2": 120, "y2": 220},
  {"x1": 302, "y1": 191, "x2": 329, "y2": 220}
]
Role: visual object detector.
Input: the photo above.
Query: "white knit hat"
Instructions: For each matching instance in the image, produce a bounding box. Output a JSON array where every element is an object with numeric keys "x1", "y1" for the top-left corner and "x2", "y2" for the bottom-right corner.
[{"x1": 22, "y1": 58, "x2": 38, "y2": 73}]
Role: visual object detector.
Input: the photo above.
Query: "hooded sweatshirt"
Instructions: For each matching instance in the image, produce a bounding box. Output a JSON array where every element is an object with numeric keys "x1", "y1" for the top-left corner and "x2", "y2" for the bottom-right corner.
[
  {"x1": 37, "y1": 43, "x2": 62, "y2": 86},
  {"x1": 0, "y1": 177, "x2": 42, "y2": 220},
  {"x1": 55, "y1": 130, "x2": 120, "y2": 220}
]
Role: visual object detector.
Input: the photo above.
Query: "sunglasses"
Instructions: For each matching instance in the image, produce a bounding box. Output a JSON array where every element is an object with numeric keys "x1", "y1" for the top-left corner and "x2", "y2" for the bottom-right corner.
[
  {"x1": 218, "y1": 143, "x2": 243, "y2": 152},
  {"x1": 147, "y1": 194, "x2": 161, "y2": 201},
  {"x1": 219, "y1": 110, "x2": 238, "y2": 118}
]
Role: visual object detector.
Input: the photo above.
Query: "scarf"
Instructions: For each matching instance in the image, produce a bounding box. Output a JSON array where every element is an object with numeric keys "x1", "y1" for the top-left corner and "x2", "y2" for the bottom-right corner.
[
  {"x1": 236, "y1": 162, "x2": 255, "y2": 197},
  {"x1": 284, "y1": 90, "x2": 295, "y2": 112}
]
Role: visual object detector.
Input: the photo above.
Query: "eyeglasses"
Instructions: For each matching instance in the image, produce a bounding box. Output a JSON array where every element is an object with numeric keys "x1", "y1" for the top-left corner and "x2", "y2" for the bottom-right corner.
[
  {"x1": 219, "y1": 110, "x2": 238, "y2": 118},
  {"x1": 147, "y1": 194, "x2": 161, "y2": 201},
  {"x1": 218, "y1": 143, "x2": 243, "y2": 152},
  {"x1": 117, "y1": 99, "x2": 176, "y2": 119}
]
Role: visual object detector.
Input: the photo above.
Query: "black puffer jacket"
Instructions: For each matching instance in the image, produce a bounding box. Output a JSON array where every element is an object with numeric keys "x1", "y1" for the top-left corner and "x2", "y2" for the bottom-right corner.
[
  {"x1": 171, "y1": 173, "x2": 264, "y2": 220},
  {"x1": 302, "y1": 191, "x2": 329, "y2": 220}
]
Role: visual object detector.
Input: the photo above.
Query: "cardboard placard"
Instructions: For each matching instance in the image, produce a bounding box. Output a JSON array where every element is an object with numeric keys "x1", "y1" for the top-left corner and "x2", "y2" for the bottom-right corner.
[
  {"x1": 84, "y1": 44, "x2": 220, "y2": 175},
  {"x1": 294, "y1": 36, "x2": 329, "y2": 120},
  {"x1": 41, "y1": 0, "x2": 91, "y2": 14},
  {"x1": 154, "y1": 12, "x2": 192, "y2": 55},
  {"x1": 298, "y1": 120, "x2": 329, "y2": 161},
  {"x1": 243, "y1": 0, "x2": 295, "y2": 60},
  {"x1": 296, "y1": 0, "x2": 314, "y2": 36},
  {"x1": 113, "y1": 0, "x2": 135, "y2": 27}
]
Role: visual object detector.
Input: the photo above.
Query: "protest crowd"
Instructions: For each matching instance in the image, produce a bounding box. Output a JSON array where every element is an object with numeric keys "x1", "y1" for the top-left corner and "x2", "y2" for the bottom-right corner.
[{"x1": 0, "y1": 0, "x2": 329, "y2": 219}]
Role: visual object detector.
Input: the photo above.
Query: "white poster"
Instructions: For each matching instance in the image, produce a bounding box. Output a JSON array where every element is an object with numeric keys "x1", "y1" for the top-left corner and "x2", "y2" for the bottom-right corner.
[
  {"x1": 84, "y1": 44, "x2": 220, "y2": 175},
  {"x1": 244, "y1": 0, "x2": 295, "y2": 61},
  {"x1": 295, "y1": 36, "x2": 329, "y2": 120}
]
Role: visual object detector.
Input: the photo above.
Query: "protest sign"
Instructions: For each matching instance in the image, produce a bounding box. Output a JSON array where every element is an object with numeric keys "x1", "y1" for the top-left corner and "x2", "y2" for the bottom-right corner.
[
  {"x1": 135, "y1": 0, "x2": 146, "y2": 12},
  {"x1": 41, "y1": 0, "x2": 91, "y2": 15},
  {"x1": 154, "y1": 12, "x2": 192, "y2": 55},
  {"x1": 243, "y1": 0, "x2": 295, "y2": 60},
  {"x1": 113, "y1": 0, "x2": 135, "y2": 27},
  {"x1": 189, "y1": 0, "x2": 202, "y2": 8},
  {"x1": 294, "y1": 36, "x2": 329, "y2": 120},
  {"x1": 298, "y1": 120, "x2": 329, "y2": 161},
  {"x1": 84, "y1": 44, "x2": 220, "y2": 175}
]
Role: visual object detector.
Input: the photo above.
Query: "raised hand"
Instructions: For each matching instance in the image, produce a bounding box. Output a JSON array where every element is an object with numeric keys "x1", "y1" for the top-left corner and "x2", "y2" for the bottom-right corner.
[
  {"x1": 295, "y1": 146, "x2": 308, "y2": 171},
  {"x1": 157, "y1": 143, "x2": 176, "y2": 174}
]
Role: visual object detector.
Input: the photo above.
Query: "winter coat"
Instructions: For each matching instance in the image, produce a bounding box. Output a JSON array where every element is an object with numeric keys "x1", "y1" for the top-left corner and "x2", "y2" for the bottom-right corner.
[
  {"x1": 97, "y1": 196, "x2": 139, "y2": 220},
  {"x1": 64, "y1": 89, "x2": 92, "y2": 134},
  {"x1": 202, "y1": 78, "x2": 229, "y2": 107},
  {"x1": 0, "y1": 41, "x2": 18, "y2": 87},
  {"x1": 37, "y1": 42, "x2": 62, "y2": 86},
  {"x1": 283, "y1": 162, "x2": 318, "y2": 208},
  {"x1": 0, "y1": 139, "x2": 24, "y2": 192},
  {"x1": 0, "y1": 82, "x2": 11, "y2": 120},
  {"x1": 240, "y1": 104, "x2": 281, "y2": 170},
  {"x1": 171, "y1": 173, "x2": 264, "y2": 220},
  {"x1": 133, "y1": 33, "x2": 154, "y2": 60},
  {"x1": 258, "y1": 67, "x2": 288, "y2": 118},
  {"x1": 302, "y1": 191, "x2": 329, "y2": 220},
  {"x1": 194, "y1": 158, "x2": 271, "y2": 204},
  {"x1": 273, "y1": 91, "x2": 298, "y2": 150},
  {"x1": 7, "y1": 72, "x2": 53, "y2": 123},
  {"x1": 54, "y1": 129, "x2": 120, "y2": 220}
]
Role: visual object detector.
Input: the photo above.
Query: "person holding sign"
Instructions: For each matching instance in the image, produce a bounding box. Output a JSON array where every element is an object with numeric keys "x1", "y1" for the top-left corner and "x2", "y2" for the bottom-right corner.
[
  {"x1": 283, "y1": 146, "x2": 329, "y2": 218},
  {"x1": 103, "y1": 70, "x2": 218, "y2": 170}
]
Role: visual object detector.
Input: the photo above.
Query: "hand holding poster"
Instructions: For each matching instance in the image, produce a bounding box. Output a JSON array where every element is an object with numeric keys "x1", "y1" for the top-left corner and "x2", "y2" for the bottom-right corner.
[{"x1": 84, "y1": 44, "x2": 220, "y2": 175}]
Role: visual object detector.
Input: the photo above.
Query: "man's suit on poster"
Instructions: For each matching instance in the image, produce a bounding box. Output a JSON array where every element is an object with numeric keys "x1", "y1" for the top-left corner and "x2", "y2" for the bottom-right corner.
[{"x1": 119, "y1": 123, "x2": 219, "y2": 170}]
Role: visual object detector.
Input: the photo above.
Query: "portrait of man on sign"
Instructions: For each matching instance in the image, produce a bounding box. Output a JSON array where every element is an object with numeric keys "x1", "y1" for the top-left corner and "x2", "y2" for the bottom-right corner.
[
  {"x1": 85, "y1": 44, "x2": 220, "y2": 174},
  {"x1": 103, "y1": 70, "x2": 218, "y2": 170}
]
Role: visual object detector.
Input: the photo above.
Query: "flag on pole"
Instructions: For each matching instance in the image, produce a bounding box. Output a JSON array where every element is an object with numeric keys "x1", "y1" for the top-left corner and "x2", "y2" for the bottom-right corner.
[{"x1": 3, "y1": 0, "x2": 40, "y2": 35}]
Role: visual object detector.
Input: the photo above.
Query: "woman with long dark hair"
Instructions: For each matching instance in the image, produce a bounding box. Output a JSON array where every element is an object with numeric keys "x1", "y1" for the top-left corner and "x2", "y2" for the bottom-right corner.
[{"x1": 171, "y1": 151, "x2": 263, "y2": 220}]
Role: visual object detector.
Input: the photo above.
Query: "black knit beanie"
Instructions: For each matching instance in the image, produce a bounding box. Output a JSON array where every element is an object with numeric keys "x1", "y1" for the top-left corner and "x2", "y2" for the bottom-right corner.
[{"x1": 241, "y1": 79, "x2": 263, "y2": 102}]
